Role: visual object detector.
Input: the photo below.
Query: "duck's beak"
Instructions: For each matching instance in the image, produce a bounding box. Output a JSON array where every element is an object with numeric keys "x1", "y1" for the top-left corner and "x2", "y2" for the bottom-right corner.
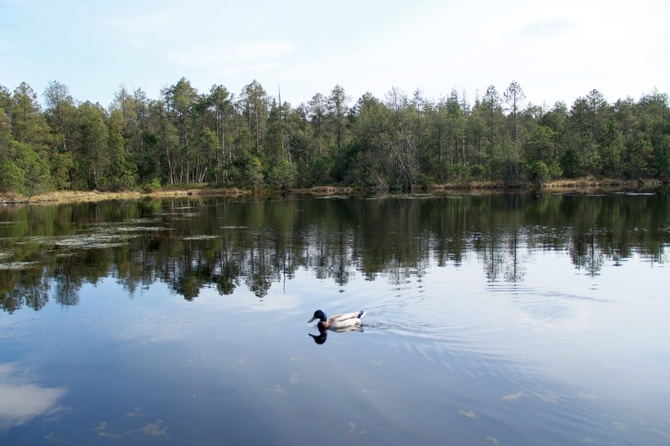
[{"x1": 308, "y1": 316, "x2": 316, "y2": 323}]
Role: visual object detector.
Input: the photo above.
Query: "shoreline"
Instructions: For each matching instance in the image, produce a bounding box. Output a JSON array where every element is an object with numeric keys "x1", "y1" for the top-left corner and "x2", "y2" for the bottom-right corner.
[{"x1": 0, "y1": 178, "x2": 665, "y2": 205}]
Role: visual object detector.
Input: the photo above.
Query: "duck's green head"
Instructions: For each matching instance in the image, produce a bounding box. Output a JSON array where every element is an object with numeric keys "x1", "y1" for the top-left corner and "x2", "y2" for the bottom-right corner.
[{"x1": 308, "y1": 309, "x2": 327, "y2": 323}]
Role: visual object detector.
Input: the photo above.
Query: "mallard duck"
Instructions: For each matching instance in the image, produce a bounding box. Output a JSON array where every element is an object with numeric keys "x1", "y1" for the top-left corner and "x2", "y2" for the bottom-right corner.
[{"x1": 308, "y1": 309, "x2": 365, "y2": 333}]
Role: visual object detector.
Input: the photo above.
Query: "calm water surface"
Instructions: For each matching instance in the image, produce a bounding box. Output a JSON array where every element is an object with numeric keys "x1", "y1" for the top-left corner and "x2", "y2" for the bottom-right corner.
[{"x1": 1, "y1": 192, "x2": 669, "y2": 445}]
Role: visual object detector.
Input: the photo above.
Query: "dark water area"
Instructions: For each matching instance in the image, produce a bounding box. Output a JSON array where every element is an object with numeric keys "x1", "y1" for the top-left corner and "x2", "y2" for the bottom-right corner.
[{"x1": 1, "y1": 191, "x2": 669, "y2": 445}]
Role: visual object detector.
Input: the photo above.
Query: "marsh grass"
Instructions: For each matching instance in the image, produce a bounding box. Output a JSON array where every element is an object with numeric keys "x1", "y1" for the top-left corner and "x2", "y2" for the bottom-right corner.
[
  {"x1": 0, "y1": 179, "x2": 663, "y2": 205},
  {"x1": 0, "y1": 187, "x2": 248, "y2": 205}
]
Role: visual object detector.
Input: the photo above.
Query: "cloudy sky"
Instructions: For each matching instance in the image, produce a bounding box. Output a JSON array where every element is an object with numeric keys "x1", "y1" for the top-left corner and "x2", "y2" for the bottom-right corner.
[{"x1": 1, "y1": 0, "x2": 668, "y2": 108}]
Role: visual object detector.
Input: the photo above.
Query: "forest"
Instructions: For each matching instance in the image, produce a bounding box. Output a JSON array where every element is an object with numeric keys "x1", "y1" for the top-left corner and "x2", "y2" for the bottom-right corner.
[{"x1": 0, "y1": 78, "x2": 669, "y2": 196}]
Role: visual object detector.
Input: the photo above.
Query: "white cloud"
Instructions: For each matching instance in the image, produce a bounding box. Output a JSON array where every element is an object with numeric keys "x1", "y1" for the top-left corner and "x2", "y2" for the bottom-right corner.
[
  {"x1": 516, "y1": 17, "x2": 576, "y2": 38},
  {"x1": 1, "y1": 0, "x2": 668, "y2": 107}
]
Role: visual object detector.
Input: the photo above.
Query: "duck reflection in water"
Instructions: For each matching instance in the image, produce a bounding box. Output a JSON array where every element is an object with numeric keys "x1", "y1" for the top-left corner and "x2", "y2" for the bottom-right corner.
[{"x1": 308, "y1": 309, "x2": 365, "y2": 345}]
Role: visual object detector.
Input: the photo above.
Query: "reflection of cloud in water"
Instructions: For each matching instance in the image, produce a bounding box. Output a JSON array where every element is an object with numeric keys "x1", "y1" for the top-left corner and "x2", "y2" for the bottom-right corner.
[{"x1": 0, "y1": 363, "x2": 67, "y2": 430}]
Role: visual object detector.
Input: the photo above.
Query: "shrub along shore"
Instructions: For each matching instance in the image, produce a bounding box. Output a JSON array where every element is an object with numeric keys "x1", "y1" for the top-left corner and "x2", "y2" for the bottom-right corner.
[{"x1": 1, "y1": 178, "x2": 664, "y2": 205}]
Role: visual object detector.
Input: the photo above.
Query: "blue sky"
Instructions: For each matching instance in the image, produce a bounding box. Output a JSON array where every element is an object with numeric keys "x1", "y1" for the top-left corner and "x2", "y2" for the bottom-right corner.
[{"x1": 1, "y1": 0, "x2": 668, "y2": 108}]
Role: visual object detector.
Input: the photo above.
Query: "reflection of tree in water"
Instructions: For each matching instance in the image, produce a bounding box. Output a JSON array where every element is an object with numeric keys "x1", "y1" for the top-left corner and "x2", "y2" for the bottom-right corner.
[
  {"x1": 478, "y1": 230, "x2": 527, "y2": 283},
  {"x1": 24, "y1": 273, "x2": 50, "y2": 310},
  {"x1": 0, "y1": 268, "x2": 50, "y2": 312},
  {"x1": 52, "y1": 256, "x2": 83, "y2": 306},
  {"x1": 245, "y1": 231, "x2": 274, "y2": 298},
  {"x1": 304, "y1": 219, "x2": 355, "y2": 286},
  {"x1": 1, "y1": 192, "x2": 669, "y2": 311},
  {"x1": 571, "y1": 231, "x2": 605, "y2": 277},
  {"x1": 504, "y1": 231, "x2": 526, "y2": 283},
  {"x1": 481, "y1": 232, "x2": 505, "y2": 283},
  {"x1": 213, "y1": 259, "x2": 241, "y2": 295},
  {"x1": 175, "y1": 266, "x2": 209, "y2": 301}
]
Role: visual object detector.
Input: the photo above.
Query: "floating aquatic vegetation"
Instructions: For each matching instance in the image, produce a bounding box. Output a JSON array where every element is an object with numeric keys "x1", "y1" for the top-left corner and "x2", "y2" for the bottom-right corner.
[
  {"x1": 112, "y1": 226, "x2": 171, "y2": 233},
  {"x1": 315, "y1": 195, "x2": 349, "y2": 200},
  {"x1": 501, "y1": 391, "x2": 525, "y2": 402},
  {"x1": 91, "y1": 416, "x2": 170, "y2": 440},
  {"x1": 500, "y1": 390, "x2": 559, "y2": 405},
  {"x1": 55, "y1": 252, "x2": 76, "y2": 258},
  {"x1": 160, "y1": 212, "x2": 200, "y2": 218},
  {"x1": 612, "y1": 421, "x2": 627, "y2": 431},
  {"x1": 395, "y1": 194, "x2": 437, "y2": 200},
  {"x1": 530, "y1": 392, "x2": 558, "y2": 404},
  {"x1": 370, "y1": 359, "x2": 387, "y2": 366},
  {"x1": 16, "y1": 232, "x2": 139, "y2": 250},
  {"x1": 53, "y1": 235, "x2": 135, "y2": 249},
  {"x1": 125, "y1": 218, "x2": 160, "y2": 224},
  {"x1": 43, "y1": 432, "x2": 68, "y2": 443},
  {"x1": 652, "y1": 428, "x2": 670, "y2": 441},
  {"x1": 181, "y1": 235, "x2": 219, "y2": 241},
  {"x1": 84, "y1": 220, "x2": 170, "y2": 233},
  {"x1": 268, "y1": 384, "x2": 287, "y2": 396},
  {"x1": 90, "y1": 422, "x2": 107, "y2": 432},
  {"x1": 126, "y1": 407, "x2": 146, "y2": 418},
  {"x1": 458, "y1": 409, "x2": 479, "y2": 419},
  {"x1": 0, "y1": 261, "x2": 39, "y2": 270},
  {"x1": 141, "y1": 420, "x2": 170, "y2": 438},
  {"x1": 345, "y1": 422, "x2": 365, "y2": 440},
  {"x1": 485, "y1": 436, "x2": 500, "y2": 446}
]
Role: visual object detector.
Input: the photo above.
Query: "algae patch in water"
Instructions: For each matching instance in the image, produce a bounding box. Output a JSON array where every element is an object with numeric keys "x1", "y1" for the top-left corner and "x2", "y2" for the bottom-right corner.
[
  {"x1": 0, "y1": 261, "x2": 39, "y2": 270},
  {"x1": 17, "y1": 231, "x2": 140, "y2": 250},
  {"x1": 91, "y1": 413, "x2": 170, "y2": 440},
  {"x1": 181, "y1": 235, "x2": 219, "y2": 241},
  {"x1": 458, "y1": 409, "x2": 479, "y2": 419}
]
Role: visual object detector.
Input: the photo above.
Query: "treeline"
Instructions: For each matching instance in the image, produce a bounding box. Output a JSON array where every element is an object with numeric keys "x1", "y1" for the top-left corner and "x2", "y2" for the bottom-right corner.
[{"x1": 1, "y1": 78, "x2": 669, "y2": 195}]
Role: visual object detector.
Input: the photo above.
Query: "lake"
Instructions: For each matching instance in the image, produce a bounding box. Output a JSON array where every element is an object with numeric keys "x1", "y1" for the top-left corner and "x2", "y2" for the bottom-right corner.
[{"x1": 1, "y1": 191, "x2": 669, "y2": 445}]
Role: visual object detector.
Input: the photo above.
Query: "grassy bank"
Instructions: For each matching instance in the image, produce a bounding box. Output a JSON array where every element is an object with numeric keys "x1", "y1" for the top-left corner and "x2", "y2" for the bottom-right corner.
[
  {"x1": 0, "y1": 187, "x2": 249, "y2": 205},
  {"x1": 428, "y1": 177, "x2": 664, "y2": 191},
  {"x1": 0, "y1": 178, "x2": 665, "y2": 205}
]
